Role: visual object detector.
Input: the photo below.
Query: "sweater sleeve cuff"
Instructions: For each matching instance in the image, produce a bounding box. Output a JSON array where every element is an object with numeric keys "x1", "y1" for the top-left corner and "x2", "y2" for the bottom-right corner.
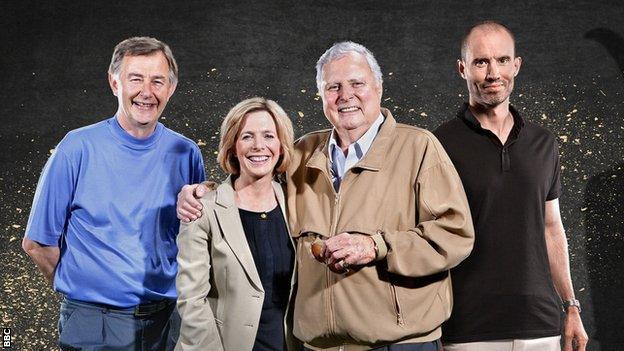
[{"x1": 371, "y1": 231, "x2": 388, "y2": 261}]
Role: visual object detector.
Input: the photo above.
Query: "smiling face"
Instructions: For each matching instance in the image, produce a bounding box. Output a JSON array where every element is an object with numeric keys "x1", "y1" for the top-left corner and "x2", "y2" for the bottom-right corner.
[
  {"x1": 235, "y1": 110, "x2": 282, "y2": 182},
  {"x1": 320, "y1": 52, "x2": 382, "y2": 144},
  {"x1": 109, "y1": 51, "x2": 176, "y2": 137},
  {"x1": 459, "y1": 27, "x2": 521, "y2": 108}
]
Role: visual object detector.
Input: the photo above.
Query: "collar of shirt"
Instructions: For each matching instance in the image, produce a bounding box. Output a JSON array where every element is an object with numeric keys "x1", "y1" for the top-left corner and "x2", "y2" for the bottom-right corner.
[
  {"x1": 460, "y1": 103, "x2": 525, "y2": 143},
  {"x1": 328, "y1": 113, "x2": 385, "y2": 182}
]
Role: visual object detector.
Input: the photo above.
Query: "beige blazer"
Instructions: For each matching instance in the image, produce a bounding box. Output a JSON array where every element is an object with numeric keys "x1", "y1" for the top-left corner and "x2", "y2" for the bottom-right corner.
[{"x1": 175, "y1": 177, "x2": 298, "y2": 351}]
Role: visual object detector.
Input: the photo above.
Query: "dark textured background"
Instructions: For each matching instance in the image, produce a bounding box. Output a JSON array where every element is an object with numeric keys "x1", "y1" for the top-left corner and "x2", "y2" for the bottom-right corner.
[{"x1": 1, "y1": 1, "x2": 622, "y2": 350}]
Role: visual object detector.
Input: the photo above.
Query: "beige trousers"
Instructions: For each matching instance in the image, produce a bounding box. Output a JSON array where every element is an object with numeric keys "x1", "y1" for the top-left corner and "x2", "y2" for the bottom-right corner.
[{"x1": 444, "y1": 336, "x2": 561, "y2": 351}]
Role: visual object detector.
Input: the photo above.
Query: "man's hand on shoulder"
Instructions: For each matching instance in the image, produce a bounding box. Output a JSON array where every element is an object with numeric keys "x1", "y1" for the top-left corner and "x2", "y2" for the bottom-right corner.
[{"x1": 176, "y1": 181, "x2": 215, "y2": 222}]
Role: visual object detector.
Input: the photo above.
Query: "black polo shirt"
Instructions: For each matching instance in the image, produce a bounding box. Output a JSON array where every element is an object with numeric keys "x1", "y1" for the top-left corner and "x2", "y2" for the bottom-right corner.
[{"x1": 434, "y1": 103, "x2": 562, "y2": 342}]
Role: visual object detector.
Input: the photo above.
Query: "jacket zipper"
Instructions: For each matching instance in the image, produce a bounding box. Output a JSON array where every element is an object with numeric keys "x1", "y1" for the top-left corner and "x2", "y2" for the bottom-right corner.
[
  {"x1": 326, "y1": 190, "x2": 341, "y2": 335},
  {"x1": 389, "y1": 282, "x2": 405, "y2": 326},
  {"x1": 324, "y1": 167, "x2": 341, "y2": 336}
]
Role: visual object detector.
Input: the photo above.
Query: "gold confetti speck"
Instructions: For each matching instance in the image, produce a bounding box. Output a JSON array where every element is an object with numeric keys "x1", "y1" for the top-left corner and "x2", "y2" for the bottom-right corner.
[
  {"x1": 420, "y1": 112, "x2": 428, "y2": 117},
  {"x1": 197, "y1": 140, "x2": 207, "y2": 146},
  {"x1": 581, "y1": 207, "x2": 588, "y2": 212},
  {"x1": 301, "y1": 89, "x2": 306, "y2": 93},
  {"x1": 559, "y1": 135, "x2": 568, "y2": 143},
  {"x1": 211, "y1": 68, "x2": 217, "y2": 72},
  {"x1": 297, "y1": 111, "x2": 304, "y2": 118},
  {"x1": 11, "y1": 224, "x2": 21, "y2": 229}
]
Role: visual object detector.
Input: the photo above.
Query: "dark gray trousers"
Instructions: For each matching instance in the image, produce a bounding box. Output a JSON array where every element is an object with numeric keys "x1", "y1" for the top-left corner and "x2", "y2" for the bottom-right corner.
[{"x1": 58, "y1": 297, "x2": 180, "y2": 351}]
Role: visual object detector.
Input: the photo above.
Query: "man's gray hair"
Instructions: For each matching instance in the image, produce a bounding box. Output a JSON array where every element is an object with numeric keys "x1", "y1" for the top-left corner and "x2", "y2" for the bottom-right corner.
[
  {"x1": 315, "y1": 41, "x2": 383, "y2": 94},
  {"x1": 108, "y1": 36, "x2": 179, "y2": 85}
]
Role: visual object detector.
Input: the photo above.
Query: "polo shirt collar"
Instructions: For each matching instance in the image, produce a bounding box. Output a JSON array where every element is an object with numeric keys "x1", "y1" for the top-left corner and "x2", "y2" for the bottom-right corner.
[{"x1": 459, "y1": 103, "x2": 525, "y2": 143}]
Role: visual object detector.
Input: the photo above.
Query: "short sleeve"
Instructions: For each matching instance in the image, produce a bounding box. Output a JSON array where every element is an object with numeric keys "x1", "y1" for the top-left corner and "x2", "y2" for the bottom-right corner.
[
  {"x1": 24, "y1": 148, "x2": 77, "y2": 246},
  {"x1": 546, "y1": 138, "x2": 562, "y2": 201},
  {"x1": 190, "y1": 146, "x2": 206, "y2": 184}
]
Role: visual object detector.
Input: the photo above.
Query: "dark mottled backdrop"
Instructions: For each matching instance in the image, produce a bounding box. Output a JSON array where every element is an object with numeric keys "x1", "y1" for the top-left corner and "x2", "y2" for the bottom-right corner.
[{"x1": 1, "y1": 1, "x2": 622, "y2": 350}]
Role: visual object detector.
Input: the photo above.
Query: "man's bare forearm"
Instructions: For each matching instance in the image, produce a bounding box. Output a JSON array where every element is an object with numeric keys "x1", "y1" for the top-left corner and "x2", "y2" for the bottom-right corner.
[
  {"x1": 544, "y1": 200, "x2": 575, "y2": 300},
  {"x1": 22, "y1": 237, "x2": 60, "y2": 283}
]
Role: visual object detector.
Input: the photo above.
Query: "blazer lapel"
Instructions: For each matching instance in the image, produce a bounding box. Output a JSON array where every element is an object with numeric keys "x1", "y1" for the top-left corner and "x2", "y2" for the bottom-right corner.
[
  {"x1": 213, "y1": 177, "x2": 263, "y2": 292},
  {"x1": 272, "y1": 181, "x2": 288, "y2": 225},
  {"x1": 273, "y1": 180, "x2": 298, "y2": 293}
]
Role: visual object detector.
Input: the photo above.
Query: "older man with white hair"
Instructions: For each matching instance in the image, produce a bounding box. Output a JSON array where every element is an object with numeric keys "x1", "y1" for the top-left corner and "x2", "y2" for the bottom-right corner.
[
  {"x1": 287, "y1": 41, "x2": 474, "y2": 351},
  {"x1": 177, "y1": 41, "x2": 474, "y2": 350}
]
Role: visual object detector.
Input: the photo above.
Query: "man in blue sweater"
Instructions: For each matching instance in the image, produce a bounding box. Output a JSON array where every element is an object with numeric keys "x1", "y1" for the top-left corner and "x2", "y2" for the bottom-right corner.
[{"x1": 22, "y1": 37, "x2": 205, "y2": 350}]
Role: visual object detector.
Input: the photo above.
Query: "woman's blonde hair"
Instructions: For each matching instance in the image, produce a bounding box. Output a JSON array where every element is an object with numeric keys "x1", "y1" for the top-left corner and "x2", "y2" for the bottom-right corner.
[{"x1": 217, "y1": 97, "x2": 294, "y2": 175}]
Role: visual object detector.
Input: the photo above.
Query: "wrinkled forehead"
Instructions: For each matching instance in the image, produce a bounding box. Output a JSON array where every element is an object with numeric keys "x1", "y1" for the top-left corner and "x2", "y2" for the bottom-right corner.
[{"x1": 465, "y1": 28, "x2": 516, "y2": 59}]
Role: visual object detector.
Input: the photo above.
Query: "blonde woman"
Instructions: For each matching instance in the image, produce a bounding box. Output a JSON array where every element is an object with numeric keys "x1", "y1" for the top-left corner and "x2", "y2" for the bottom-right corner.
[{"x1": 175, "y1": 97, "x2": 298, "y2": 351}]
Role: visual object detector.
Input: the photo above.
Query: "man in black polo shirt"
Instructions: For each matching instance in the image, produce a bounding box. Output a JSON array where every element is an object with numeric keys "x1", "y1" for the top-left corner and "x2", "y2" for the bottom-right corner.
[{"x1": 434, "y1": 21, "x2": 588, "y2": 351}]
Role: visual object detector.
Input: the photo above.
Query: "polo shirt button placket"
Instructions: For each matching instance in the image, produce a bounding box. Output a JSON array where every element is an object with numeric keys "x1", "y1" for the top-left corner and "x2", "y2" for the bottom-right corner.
[{"x1": 501, "y1": 147, "x2": 511, "y2": 172}]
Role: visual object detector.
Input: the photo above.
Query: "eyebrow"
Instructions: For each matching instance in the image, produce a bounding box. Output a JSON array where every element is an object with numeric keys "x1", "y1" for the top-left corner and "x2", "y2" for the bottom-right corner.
[
  {"x1": 241, "y1": 129, "x2": 276, "y2": 134},
  {"x1": 127, "y1": 72, "x2": 167, "y2": 79},
  {"x1": 472, "y1": 55, "x2": 512, "y2": 63},
  {"x1": 325, "y1": 77, "x2": 366, "y2": 86}
]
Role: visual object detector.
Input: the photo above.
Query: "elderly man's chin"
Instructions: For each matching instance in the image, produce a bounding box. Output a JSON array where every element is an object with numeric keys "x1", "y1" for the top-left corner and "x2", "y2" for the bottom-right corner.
[{"x1": 337, "y1": 114, "x2": 369, "y2": 131}]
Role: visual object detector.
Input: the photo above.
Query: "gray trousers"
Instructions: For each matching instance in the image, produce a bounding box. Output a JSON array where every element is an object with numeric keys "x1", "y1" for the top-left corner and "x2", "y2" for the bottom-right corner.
[{"x1": 58, "y1": 297, "x2": 180, "y2": 351}]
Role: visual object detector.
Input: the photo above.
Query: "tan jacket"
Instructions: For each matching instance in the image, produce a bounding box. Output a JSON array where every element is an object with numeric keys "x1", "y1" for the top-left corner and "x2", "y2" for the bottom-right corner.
[
  {"x1": 175, "y1": 177, "x2": 298, "y2": 351},
  {"x1": 286, "y1": 109, "x2": 474, "y2": 350}
]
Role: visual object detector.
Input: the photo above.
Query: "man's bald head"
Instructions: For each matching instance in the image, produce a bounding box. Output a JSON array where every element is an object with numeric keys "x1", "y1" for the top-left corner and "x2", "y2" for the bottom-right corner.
[{"x1": 461, "y1": 21, "x2": 516, "y2": 61}]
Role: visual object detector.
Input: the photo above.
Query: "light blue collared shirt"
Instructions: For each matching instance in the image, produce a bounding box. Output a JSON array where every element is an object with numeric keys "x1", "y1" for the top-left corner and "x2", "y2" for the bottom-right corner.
[{"x1": 329, "y1": 113, "x2": 385, "y2": 191}]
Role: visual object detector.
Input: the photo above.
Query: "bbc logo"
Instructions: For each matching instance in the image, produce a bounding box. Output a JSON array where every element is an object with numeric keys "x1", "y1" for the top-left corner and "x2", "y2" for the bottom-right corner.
[{"x1": 2, "y1": 328, "x2": 10, "y2": 349}]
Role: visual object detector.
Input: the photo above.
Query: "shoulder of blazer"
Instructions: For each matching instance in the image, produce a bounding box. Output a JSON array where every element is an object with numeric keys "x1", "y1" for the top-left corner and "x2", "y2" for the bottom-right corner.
[
  {"x1": 199, "y1": 189, "x2": 218, "y2": 210},
  {"x1": 184, "y1": 189, "x2": 219, "y2": 238}
]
